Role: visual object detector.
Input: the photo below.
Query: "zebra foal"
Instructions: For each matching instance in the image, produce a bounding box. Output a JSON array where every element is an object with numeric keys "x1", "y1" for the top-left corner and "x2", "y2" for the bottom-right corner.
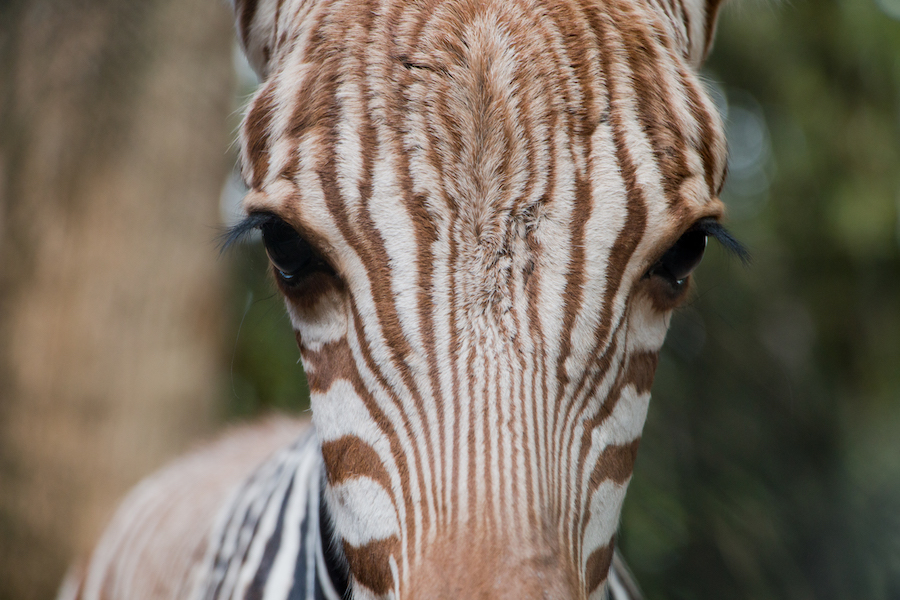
[{"x1": 61, "y1": 0, "x2": 746, "y2": 597}]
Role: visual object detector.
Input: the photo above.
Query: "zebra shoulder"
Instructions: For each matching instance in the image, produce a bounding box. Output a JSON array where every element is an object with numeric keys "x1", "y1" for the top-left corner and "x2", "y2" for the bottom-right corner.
[{"x1": 59, "y1": 418, "x2": 311, "y2": 600}]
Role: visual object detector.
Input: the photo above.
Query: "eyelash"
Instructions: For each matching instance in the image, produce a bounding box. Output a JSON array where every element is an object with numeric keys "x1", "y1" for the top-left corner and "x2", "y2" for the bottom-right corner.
[
  {"x1": 692, "y1": 218, "x2": 751, "y2": 266},
  {"x1": 644, "y1": 218, "x2": 750, "y2": 295},
  {"x1": 221, "y1": 213, "x2": 335, "y2": 289}
]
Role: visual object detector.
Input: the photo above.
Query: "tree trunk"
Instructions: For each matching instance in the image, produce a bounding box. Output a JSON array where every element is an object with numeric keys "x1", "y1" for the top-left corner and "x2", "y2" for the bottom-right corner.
[{"x1": 0, "y1": 2, "x2": 235, "y2": 598}]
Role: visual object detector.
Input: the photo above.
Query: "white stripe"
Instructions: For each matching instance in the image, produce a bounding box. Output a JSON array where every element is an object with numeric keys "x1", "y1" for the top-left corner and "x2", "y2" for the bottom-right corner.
[{"x1": 327, "y1": 477, "x2": 400, "y2": 547}]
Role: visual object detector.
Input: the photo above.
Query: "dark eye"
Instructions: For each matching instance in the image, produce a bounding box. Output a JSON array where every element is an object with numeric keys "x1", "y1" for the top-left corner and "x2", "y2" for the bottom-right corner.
[
  {"x1": 649, "y1": 227, "x2": 708, "y2": 288},
  {"x1": 260, "y1": 219, "x2": 316, "y2": 284}
]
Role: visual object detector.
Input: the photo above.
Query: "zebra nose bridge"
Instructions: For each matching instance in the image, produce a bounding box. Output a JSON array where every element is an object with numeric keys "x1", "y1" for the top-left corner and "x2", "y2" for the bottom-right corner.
[
  {"x1": 406, "y1": 563, "x2": 584, "y2": 600},
  {"x1": 405, "y1": 533, "x2": 584, "y2": 600}
]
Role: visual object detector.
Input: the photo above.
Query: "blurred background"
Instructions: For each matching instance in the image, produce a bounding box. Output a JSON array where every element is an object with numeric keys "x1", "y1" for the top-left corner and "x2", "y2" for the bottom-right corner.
[{"x1": 0, "y1": 0, "x2": 898, "y2": 598}]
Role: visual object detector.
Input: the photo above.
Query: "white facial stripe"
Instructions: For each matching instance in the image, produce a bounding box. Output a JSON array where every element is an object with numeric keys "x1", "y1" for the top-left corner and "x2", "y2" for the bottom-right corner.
[
  {"x1": 326, "y1": 476, "x2": 400, "y2": 547},
  {"x1": 582, "y1": 479, "x2": 630, "y2": 572}
]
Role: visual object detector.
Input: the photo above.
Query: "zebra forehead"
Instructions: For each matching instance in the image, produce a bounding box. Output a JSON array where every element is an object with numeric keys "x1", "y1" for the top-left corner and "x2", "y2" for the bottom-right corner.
[{"x1": 239, "y1": 0, "x2": 725, "y2": 231}]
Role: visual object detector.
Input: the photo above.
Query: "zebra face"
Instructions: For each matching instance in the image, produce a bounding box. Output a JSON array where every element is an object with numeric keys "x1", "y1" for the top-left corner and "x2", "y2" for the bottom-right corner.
[{"x1": 233, "y1": 0, "x2": 728, "y2": 597}]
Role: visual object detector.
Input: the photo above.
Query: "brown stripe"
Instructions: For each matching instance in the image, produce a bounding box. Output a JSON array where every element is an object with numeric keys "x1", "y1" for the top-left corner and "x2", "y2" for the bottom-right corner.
[
  {"x1": 577, "y1": 428, "x2": 641, "y2": 551},
  {"x1": 589, "y1": 438, "x2": 641, "y2": 488},
  {"x1": 238, "y1": 0, "x2": 260, "y2": 52},
  {"x1": 585, "y1": 540, "x2": 615, "y2": 593},
  {"x1": 703, "y1": 0, "x2": 725, "y2": 61},
  {"x1": 321, "y1": 436, "x2": 392, "y2": 490},
  {"x1": 615, "y1": 0, "x2": 691, "y2": 207},
  {"x1": 300, "y1": 337, "x2": 359, "y2": 395},
  {"x1": 302, "y1": 322, "x2": 416, "y2": 556},
  {"x1": 405, "y1": 4, "x2": 468, "y2": 529},
  {"x1": 466, "y1": 328, "x2": 479, "y2": 527},
  {"x1": 286, "y1": 64, "x2": 340, "y2": 146},
  {"x1": 401, "y1": 3, "x2": 461, "y2": 528},
  {"x1": 522, "y1": 94, "x2": 558, "y2": 519},
  {"x1": 244, "y1": 81, "x2": 276, "y2": 189},
  {"x1": 549, "y1": 162, "x2": 592, "y2": 512},
  {"x1": 273, "y1": 0, "x2": 284, "y2": 48},
  {"x1": 448, "y1": 225, "x2": 462, "y2": 526},
  {"x1": 484, "y1": 334, "x2": 498, "y2": 526},
  {"x1": 682, "y1": 69, "x2": 720, "y2": 199},
  {"x1": 673, "y1": 0, "x2": 689, "y2": 52},
  {"x1": 678, "y1": 0, "x2": 691, "y2": 58},
  {"x1": 625, "y1": 350, "x2": 659, "y2": 394},
  {"x1": 576, "y1": 0, "x2": 650, "y2": 390},
  {"x1": 343, "y1": 536, "x2": 400, "y2": 595},
  {"x1": 546, "y1": 0, "x2": 600, "y2": 135}
]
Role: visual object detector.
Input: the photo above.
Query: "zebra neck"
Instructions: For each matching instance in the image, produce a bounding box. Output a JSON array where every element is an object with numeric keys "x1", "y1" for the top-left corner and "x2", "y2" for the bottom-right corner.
[{"x1": 192, "y1": 429, "x2": 348, "y2": 600}]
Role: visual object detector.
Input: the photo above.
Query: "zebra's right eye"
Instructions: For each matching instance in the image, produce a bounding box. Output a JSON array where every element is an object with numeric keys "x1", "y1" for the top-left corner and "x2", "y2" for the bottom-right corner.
[
  {"x1": 222, "y1": 211, "x2": 337, "y2": 290},
  {"x1": 260, "y1": 219, "x2": 317, "y2": 284}
]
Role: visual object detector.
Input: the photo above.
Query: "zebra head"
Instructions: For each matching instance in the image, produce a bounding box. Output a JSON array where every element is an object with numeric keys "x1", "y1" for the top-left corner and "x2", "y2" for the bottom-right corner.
[{"x1": 229, "y1": 0, "x2": 732, "y2": 597}]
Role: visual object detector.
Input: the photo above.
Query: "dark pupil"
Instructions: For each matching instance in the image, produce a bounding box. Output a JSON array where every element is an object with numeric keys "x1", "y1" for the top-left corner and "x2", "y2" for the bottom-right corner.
[
  {"x1": 261, "y1": 220, "x2": 312, "y2": 278},
  {"x1": 656, "y1": 229, "x2": 708, "y2": 283}
]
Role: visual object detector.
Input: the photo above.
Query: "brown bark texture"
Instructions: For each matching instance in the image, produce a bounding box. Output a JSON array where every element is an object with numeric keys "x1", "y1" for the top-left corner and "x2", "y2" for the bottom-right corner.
[{"x1": 0, "y1": 1, "x2": 235, "y2": 598}]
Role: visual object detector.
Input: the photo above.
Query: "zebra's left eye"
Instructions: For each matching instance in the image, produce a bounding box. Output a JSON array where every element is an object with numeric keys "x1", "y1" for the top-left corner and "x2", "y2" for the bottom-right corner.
[
  {"x1": 261, "y1": 219, "x2": 316, "y2": 284},
  {"x1": 645, "y1": 218, "x2": 749, "y2": 296},
  {"x1": 648, "y1": 227, "x2": 708, "y2": 288}
]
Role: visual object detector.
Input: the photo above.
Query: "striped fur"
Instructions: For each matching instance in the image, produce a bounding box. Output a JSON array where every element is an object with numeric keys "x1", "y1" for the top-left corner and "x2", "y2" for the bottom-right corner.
[
  {"x1": 192, "y1": 428, "x2": 344, "y2": 600},
  {"x1": 63, "y1": 420, "x2": 641, "y2": 599},
  {"x1": 64, "y1": 420, "x2": 312, "y2": 600},
  {"x1": 65, "y1": 0, "x2": 728, "y2": 598}
]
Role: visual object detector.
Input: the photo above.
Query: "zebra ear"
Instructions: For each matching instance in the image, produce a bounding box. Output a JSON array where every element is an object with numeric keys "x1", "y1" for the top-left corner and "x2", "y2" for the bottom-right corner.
[
  {"x1": 654, "y1": 0, "x2": 726, "y2": 67},
  {"x1": 231, "y1": 0, "x2": 283, "y2": 78}
]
